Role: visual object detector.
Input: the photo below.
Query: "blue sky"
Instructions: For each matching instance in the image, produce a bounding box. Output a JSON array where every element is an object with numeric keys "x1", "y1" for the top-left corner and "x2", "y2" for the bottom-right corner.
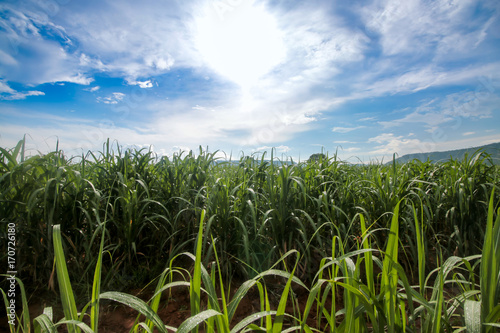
[{"x1": 1, "y1": 0, "x2": 499, "y2": 162}]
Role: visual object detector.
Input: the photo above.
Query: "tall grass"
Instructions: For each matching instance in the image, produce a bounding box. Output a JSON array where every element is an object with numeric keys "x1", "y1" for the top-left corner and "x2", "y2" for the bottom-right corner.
[
  {"x1": 1, "y1": 138, "x2": 499, "y2": 331},
  {"x1": 2, "y1": 195, "x2": 499, "y2": 332}
]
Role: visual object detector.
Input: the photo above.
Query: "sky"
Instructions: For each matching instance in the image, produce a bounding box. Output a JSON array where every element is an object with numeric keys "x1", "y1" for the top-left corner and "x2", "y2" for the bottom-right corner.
[{"x1": 1, "y1": 0, "x2": 499, "y2": 162}]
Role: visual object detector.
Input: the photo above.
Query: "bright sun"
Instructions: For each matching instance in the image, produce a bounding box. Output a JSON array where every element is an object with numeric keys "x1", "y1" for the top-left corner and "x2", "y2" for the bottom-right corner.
[{"x1": 194, "y1": 0, "x2": 286, "y2": 89}]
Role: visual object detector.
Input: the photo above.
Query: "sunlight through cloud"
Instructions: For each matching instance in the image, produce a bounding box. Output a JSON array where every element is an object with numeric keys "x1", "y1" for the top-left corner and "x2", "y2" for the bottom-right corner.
[{"x1": 194, "y1": 0, "x2": 286, "y2": 89}]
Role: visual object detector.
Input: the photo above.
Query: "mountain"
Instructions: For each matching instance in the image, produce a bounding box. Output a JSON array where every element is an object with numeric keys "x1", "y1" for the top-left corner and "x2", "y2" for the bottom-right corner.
[{"x1": 394, "y1": 142, "x2": 500, "y2": 164}]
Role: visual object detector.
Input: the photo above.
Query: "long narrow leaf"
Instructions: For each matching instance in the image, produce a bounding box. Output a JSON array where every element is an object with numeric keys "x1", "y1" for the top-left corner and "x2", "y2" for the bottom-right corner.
[
  {"x1": 412, "y1": 202, "x2": 426, "y2": 295},
  {"x1": 100, "y1": 291, "x2": 168, "y2": 333},
  {"x1": 230, "y1": 311, "x2": 277, "y2": 333},
  {"x1": 34, "y1": 313, "x2": 57, "y2": 333},
  {"x1": 190, "y1": 209, "x2": 206, "y2": 333},
  {"x1": 272, "y1": 253, "x2": 299, "y2": 333},
  {"x1": 464, "y1": 300, "x2": 482, "y2": 333},
  {"x1": 91, "y1": 224, "x2": 106, "y2": 332},
  {"x1": 481, "y1": 190, "x2": 500, "y2": 333},
  {"x1": 53, "y1": 224, "x2": 79, "y2": 333},
  {"x1": 177, "y1": 309, "x2": 221, "y2": 333},
  {"x1": 381, "y1": 200, "x2": 401, "y2": 332}
]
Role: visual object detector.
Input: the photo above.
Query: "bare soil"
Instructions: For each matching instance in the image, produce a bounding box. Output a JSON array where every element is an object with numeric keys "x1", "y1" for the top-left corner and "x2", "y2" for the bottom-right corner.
[{"x1": 0, "y1": 276, "x2": 333, "y2": 333}]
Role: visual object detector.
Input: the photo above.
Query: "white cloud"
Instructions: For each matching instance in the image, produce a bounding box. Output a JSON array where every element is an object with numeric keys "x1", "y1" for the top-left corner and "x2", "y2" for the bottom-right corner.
[
  {"x1": 254, "y1": 145, "x2": 291, "y2": 153},
  {"x1": 84, "y1": 86, "x2": 100, "y2": 92},
  {"x1": 79, "y1": 53, "x2": 106, "y2": 70},
  {"x1": 282, "y1": 5, "x2": 367, "y2": 67},
  {"x1": 379, "y1": 90, "x2": 500, "y2": 131},
  {"x1": 0, "y1": 81, "x2": 15, "y2": 94},
  {"x1": 463, "y1": 132, "x2": 475, "y2": 136},
  {"x1": 47, "y1": 1, "x2": 197, "y2": 81},
  {"x1": 359, "y1": 116, "x2": 376, "y2": 122},
  {"x1": 334, "y1": 140, "x2": 358, "y2": 144},
  {"x1": 0, "y1": 80, "x2": 44, "y2": 100},
  {"x1": 349, "y1": 0, "x2": 500, "y2": 101},
  {"x1": 0, "y1": 49, "x2": 17, "y2": 66},
  {"x1": 0, "y1": 106, "x2": 288, "y2": 159},
  {"x1": 0, "y1": 6, "x2": 97, "y2": 85},
  {"x1": 0, "y1": 108, "x2": 103, "y2": 129},
  {"x1": 0, "y1": 2, "x2": 181, "y2": 86},
  {"x1": 128, "y1": 80, "x2": 154, "y2": 88},
  {"x1": 252, "y1": 3, "x2": 368, "y2": 100},
  {"x1": 0, "y1": 90, "x2": 44, "y2": 100},
  {"x1": 139, "y1": 80, "x2": 154, "y2": 88},
  {"x1": 60, "y1": 73, "x2": 94, "y2": 85},
  {"x1": 97, "y1": 92, "x2": 126, "y2": 104},
  {"x1": 142, "y1": 89, "x2": 325, "y2": 152},
  {"x1": 343, "y1": 147, "x2": 360, "y2": 152},
  {"x1": 367, "y1": 133, "x2": 425, "y2": 156},
  {"x1": 351, "y1": 62, "x2": 500, "y2": 101},
  {"x1": 145, "y1": 55, "x2": 174, "y2": 71},
  {"x1": 361, "y1": 0, "x2": 482, "y2": 56},
  {"x1": 332, "y1": 126, "x2": 365, "y2": 133}
]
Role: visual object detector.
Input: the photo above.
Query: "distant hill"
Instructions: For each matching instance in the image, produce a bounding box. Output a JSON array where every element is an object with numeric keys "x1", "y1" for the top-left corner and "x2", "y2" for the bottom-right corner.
[{"x1": 394, "y1": 142, "x2": 500, "y2": 164}]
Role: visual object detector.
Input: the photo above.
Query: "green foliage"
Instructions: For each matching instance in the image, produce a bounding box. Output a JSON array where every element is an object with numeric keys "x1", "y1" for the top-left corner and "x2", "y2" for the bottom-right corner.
[
  {"x1": 2, "y1": 201, "x2": 500, "y2": 332},
  {"x1": 2, "y1": 138, "x2": 498, "y2": 288},
  {"x1": 1, "y1": 139, "x2": 500, "y2": 332}
]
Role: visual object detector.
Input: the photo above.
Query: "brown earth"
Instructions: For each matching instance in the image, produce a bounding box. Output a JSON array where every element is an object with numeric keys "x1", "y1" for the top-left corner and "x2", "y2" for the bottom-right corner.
[{"x1": 0, "y1": 276, "x2": 335, "y2": 333}]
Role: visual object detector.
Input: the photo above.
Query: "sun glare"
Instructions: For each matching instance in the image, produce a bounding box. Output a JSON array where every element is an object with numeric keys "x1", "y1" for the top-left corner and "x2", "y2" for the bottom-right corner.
[{"x1": 194, "y1": 1, "x2": 286, "y2": 89}]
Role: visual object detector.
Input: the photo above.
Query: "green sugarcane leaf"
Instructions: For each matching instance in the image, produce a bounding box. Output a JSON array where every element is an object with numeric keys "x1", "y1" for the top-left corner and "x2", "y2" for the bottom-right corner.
[
  {"x1": 34, "y1": 313, "x2": 57, "y2": 333},
  {"x1": 177, "y1": 309, "x2": 221, "y2": 333},
  {"x1": 464, "y1": 300, "x2": 481, "y2": 333},
  {"x1": 230, "y1": 311, "x2": 277, "y2": 333},
  {"x1": 91, "y1": 224, "x2": 106, "y2": 332},
  {"x1": 100, "y1": 291, "x2": 168, "y2": 333},
  {"x1": 53, "y1": 225, "x2": 79, "y2": 333}
]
